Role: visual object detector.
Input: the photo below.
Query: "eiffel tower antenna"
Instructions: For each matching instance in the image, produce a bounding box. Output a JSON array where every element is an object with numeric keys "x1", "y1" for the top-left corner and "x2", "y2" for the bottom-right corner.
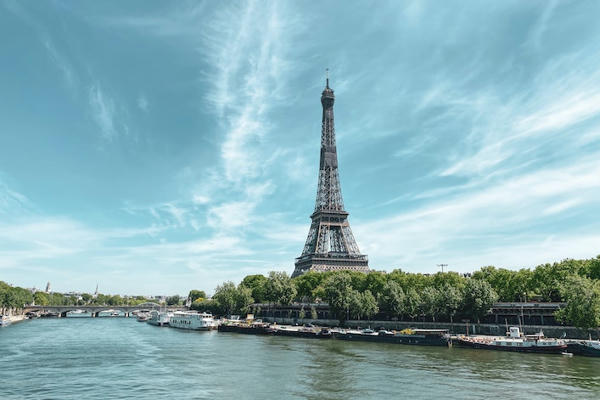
[{"x1": 292, "y1": 76, "x2": 369, "y2": 277}]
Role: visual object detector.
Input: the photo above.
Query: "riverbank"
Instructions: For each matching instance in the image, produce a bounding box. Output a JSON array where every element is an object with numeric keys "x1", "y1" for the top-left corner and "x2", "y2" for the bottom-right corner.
[
  {"x1": 261, "y1": 317, "x2": 600, "y2": 340},
  {"x1": 0, "y1": 314, "x2": 25, "y2": 325}
]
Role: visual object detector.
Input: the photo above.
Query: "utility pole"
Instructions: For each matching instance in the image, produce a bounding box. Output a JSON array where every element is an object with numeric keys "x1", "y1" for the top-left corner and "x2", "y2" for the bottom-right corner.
[{"x1": 437, "y1": 264, "x2": 448, "y2": 273}]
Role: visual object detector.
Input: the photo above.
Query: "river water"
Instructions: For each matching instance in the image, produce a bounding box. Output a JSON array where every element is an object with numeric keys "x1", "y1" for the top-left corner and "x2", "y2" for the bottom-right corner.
[{"x1": 1, "y1": 318, "x2": 599, "y2": 399}]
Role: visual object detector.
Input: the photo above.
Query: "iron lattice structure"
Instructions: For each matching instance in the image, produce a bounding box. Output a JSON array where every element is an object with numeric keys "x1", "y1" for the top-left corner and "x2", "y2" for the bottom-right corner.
[{"x1": 292, "y1": 78, "x2": 369, "y2": 278}]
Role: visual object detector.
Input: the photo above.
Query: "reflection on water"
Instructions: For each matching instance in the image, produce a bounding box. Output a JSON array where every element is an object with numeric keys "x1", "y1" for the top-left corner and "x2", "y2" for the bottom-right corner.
[{"x1": 1, "y1": 319, "x2": 599, "y2": 399}]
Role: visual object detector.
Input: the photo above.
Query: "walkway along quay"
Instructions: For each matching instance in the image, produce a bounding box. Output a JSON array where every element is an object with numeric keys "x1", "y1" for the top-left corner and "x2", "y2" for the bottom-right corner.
[{"x1": 253, "y1": 301, "x2": 600, "y2": 340}]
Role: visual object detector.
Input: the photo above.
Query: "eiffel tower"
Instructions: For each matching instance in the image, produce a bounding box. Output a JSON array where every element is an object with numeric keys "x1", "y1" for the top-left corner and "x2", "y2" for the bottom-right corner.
[{"x1": 292, "y1": 75, "x2": 369, "y2": 278}]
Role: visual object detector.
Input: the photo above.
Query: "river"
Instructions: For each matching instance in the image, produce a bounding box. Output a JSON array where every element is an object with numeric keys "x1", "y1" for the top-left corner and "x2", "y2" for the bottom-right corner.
[{"x1": 1, "y1": 318, "x2": 599, "y2": 399}]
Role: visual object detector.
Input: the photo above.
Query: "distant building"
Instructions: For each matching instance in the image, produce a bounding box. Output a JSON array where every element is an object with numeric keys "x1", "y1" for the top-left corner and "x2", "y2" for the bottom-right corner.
[{"x1": 45, "y1": 282, "x2": 51, "y2": 293}]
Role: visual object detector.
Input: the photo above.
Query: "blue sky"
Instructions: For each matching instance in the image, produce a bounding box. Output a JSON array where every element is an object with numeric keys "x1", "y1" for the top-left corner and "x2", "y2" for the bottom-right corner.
[{"x1": 2, "y1": 0, "x2": 600, "y2": 295}]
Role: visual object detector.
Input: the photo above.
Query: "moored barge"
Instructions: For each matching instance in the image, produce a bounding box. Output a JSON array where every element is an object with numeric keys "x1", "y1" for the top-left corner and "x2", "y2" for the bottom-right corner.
[
  {"x1": 566, "y1": 340, "x2": 600, "y2": 357},
  {"x1": 334, "y1": 328, "x2": 451, "y2": 346},
  {"x1": 456, "y1": 327, "x2": 567, "y2": 354},
  {"x1": 269, "y1": 325, "x2": 332, "y2": 339},
  {"x1": 218, "y1": 322, "x2": 272, "y2": 335}
]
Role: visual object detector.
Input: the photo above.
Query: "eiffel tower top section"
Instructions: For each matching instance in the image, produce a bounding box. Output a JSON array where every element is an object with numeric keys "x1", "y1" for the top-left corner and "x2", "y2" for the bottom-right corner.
[{"x1": 314, "y1": 76, "x2": 346, "y2": 215}]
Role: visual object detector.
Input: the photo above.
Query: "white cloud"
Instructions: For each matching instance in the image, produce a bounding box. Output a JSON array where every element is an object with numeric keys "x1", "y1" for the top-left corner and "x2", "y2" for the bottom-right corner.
[
  {"x1": 137, "y1": 94, "x2": 149, "y2": 112},
  {"x1": 43, "y1": 38, "x2": 77, "y2": 91},
  {"x1": 89, "y1": 84, "x2": 119, "y2": 141},
  {"x1": 355, "y1": 157, "x2": 600, "y2": 271},
  {"x1": 207, "y1": 201, "x2": 255, "y2": 230},
  {"x1": 192, "y1": 194, "x2": 210, "y2": 205}
]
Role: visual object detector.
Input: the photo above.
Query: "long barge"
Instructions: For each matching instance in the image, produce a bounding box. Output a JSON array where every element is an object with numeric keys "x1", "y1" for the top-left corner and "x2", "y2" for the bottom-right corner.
[
  {"x1": 269, "y1": 325, "x2": 332, "y2": 339},
  {"x1": 334, "y1": 328, "x2": 451, "y2": 346},
  {"x1": 218, "y1": 323, "x2": 272, "y2": 335}
]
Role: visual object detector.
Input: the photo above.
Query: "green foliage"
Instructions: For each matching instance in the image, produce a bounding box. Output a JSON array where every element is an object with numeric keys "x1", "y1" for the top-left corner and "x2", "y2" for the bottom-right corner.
[
  {"x1": 462, "y1": 279, "x2": 498, "y2": 322},
  {"x1": 323, "y1": 273, "x2": 354, "y2": 324},
  {"x1": 0, "y1": 283, "x2": 33, "y2": 310},
  {"x1": 310, "y1": 306, "x2": 318, "y2": 320},
  {"x1": 293, "y1": 271, "x2": 327, "y2": 300},
  {"x1": 264, "y1": 271, "x2": 296, "y2": 305},
  {"x1": 166, "y1": 295, "x2": 180, "y2": 306},
  {"x1": 212, "y1": 282, "x2": 238, "y2": 315},
  {"x1": 403, "y1": 288, "x2": 421, "y2": 320},
  {"x1": 235, "y1": 285, "x2": 254, "y2": 315},
  {"x1": 378, "y1": 281, "x2": 405, "y2": 318},
  {"x1": 188, "y1": 290, "x2": 206, "y2": 303},
  {"x1": 437, "y1": 283, "x2": 462, "y2": 322},
  {"x1": 211, "y1": 281, "x2": 254, "y2": 316},
  {"x1": 419, "y1": 286, "x2": 440, "y2": 321},
  {"x1": 190, "y1": 298, "x2": 220, "y2": 314},
  {"x1": 555, "y1": 275, "x2": 600, "y2": 330},
  {"x1": 33, "y1": 291, "x2": 49, "y2": 306},
  {"x1": 361, "y1": 290, "x2": 379, "y2": 320},
  {"x1": 473, "y1": 266, "x2": 532, "y2": 302},
  {"x1": 240, "y1": 274, "x2": 268, "y2": 303}
]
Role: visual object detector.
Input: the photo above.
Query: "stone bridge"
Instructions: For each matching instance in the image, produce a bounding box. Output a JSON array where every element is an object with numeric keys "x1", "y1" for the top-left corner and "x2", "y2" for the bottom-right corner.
[{"x1": 24, "y1": 303, "x2": 183, "y2": 318}]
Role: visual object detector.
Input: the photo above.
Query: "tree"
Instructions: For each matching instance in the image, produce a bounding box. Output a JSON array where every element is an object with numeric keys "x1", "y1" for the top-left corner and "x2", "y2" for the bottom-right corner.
[
  {"x1": 404, "y1": 288, "x2": 421, "y2": 321},
  {"x1": 363, "y1": 271, "x2": 387, "y2": 295},
  {"x1": 323, "y1": 273, "x2": 353, "y2": 325},
  {"x1": 293, "y1": 271, "x2": 326, "y2": 301},
  {"x1": 361, "y1": 290, "x2": 379, "y2": 321},
  {"x1": 212, "y1": 282, "x2": 237, "y2": 316},
  {"x1": 462, "y1": 279, "x2": 498, "y2": 322},
  {"x1": 437, "y1": 283, "x2": 462, "y2": 323},
  {"x1": 107, "y1": 295, "x2": 123, "y2": 306},
  {"x1": 234, "y1": 285, "x2": 254, "y2": 315},
  {"x1": 34, "y1": 291, "x2": 49, "y2": 306},
  {"x1": 555, "y1": 275, "x2": 600, "y2": 331},
  {"x1": 586, "y1": 256, "x2": 600, "y2": 280},
  {"x1": 378, "y1": 281, "x2": 405, "y2": 318},
  {"x1": 264, "y1": 271, "x2": 296, "y2": 305},
  {"x1": 531, "y1": 260, "x2": 582, "y2": 302},
  {"x1": 166, "y1": 295, "x2": 180, "y2": 306},
  {"x1": 348, "y1": 290, "x2": 363, "y2": 320},
  {"x1": 191, "y1": 299, "x2": 219, "y2": 314},
  {"x1": 188, "y1": 290, "x2": 207, "y2": 303},
  {"x1": 420, "y1": 286, "x2": 440, "y2": 321},
  {"x1": 240, "y1": 274, "x2": 268, "y2": 303},
  {"x1": 473, "y1": 266, "x2": 532, "y2": 302}
]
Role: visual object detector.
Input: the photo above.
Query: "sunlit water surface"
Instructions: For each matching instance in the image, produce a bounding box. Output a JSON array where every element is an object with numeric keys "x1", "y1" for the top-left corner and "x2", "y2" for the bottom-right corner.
[{"x1": 1, "y1": 318, "x2": 600, "y2": 399}]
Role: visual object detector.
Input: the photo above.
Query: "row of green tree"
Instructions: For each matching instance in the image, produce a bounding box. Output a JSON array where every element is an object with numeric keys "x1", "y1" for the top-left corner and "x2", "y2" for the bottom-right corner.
[
  {"x1": 0, "y1": 281, "x2": 164, "y2": 311},
  {"x1": 189, "y1": 256, "x2": 600, "y2": 329}
]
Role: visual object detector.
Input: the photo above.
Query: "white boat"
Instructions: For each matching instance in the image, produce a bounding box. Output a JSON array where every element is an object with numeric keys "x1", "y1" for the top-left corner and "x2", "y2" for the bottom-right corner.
[
  {"x1": 66, "y1": 310, "x2": 92, "y2": 318},
  {"x1": 147, "y1": 310, "x2": 172, "y2": 327},
  {"x1": 137, "y1": 311, "x2": 151, "y2": 322},
  {"x1": 0, "y1": 315, "x2": 11, "y2": 326},
  {"x1": 457, "y1": 327, "x2": 567, "y2": 354},
  {"x1": 169, "y1": 311, "x2": 215, "y2": 330},
  {"x1": 97, "y1": 309, "x2": 123, "y2": 317}
]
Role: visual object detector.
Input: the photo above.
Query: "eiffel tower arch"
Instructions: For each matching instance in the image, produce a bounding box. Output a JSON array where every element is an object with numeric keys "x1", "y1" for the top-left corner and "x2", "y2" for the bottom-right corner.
[{"x1": 292, "y1": 77, "x2": 369, "y2": 278}]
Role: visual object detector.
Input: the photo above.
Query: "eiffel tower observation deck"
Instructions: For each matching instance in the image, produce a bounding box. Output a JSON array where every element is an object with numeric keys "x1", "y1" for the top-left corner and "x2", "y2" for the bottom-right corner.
[{"x1": 292, "y1": 76, "x2": 369, "y2": 278}]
